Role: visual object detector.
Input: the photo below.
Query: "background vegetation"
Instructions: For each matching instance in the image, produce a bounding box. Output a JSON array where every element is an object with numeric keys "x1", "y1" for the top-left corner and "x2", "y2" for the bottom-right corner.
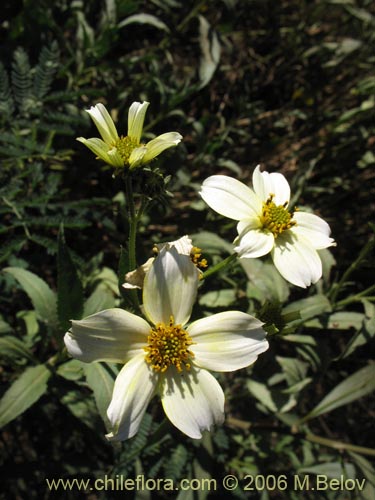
[{"x1": 0, "y1": 0, "x2": 374, "y2": 498}]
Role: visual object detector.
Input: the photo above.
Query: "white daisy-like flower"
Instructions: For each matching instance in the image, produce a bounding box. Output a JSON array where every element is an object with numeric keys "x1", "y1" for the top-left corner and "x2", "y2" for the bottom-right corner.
[
  {"x1": 123, "y1": 235, "x2": 207, "y2": 289},
  {"x1": 77, "y1": 102, "x2": 182, "y2": 169},
  {"x1": 200, "y1": 165, "x2": 335, "y2": 288},
  {"x1": 64, "y1": 246, "x2": 268, "y2": 440}
]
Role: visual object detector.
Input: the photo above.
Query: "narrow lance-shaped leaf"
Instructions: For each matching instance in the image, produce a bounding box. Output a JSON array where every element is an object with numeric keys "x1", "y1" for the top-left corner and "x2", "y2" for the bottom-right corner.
[
  {"x1": 299, "y1": 364, "x2": 375, "y2": 423},
  {"x1": 57, "y1": 226, "x2": 84, "y2": 332},
  {"x1": 83, "y1": 363, "x2": 117, "y2": 430},
  {"x1": 0, "y1": 336, "x2": 35, "y2": 362},
  {"x1": 0, "y1": 364, "x2": 52, "y2": 428},
  {"x1": 3, "y1": 267, "x2": 58, "y2": 328}
]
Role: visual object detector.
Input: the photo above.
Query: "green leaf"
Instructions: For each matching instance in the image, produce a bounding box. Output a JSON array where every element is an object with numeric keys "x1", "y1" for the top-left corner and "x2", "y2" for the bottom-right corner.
[
  {"x1": 56, "y1": 359, "x2": 84, "y2": 381},
  {"x1": 0, "y1": 336, "x2": 35, "y2": 362},
  {"x1": 3, "y1": 267, "x2": 58, "y2": 328},
  {"x1": 242, "y1": 258, "x2": 290, "y2": 303},
  {"x1": 199, "y1": 289, "x2": 236, "y2": 308},
  {"x1": 283, "y1": 294, "x2": 332, "y2": 322},
  {"x1": 83, "y1": 362, "x2": 117, "y2": 430},
  {"x1": 198, "y1": 16, "x2": 221, "y2": 89},
  {"x1": 299, "y1": 461, "x2": 356, "y2": 479},
  {"x1": 0, "y1": 364, "x2": 51, "y2": 428},
  {"x1": 57, "y1": 227, "x2": 84, "y2": 332},
  {"x1": 300, "y1": 364, "x2": 375, "y2": 423},
  {"x1": 118, "y1": 13, "x2": 170, "y2": 32},
  {"x1": 83, "y1": 286, "x2": 115, "y2": 317}
]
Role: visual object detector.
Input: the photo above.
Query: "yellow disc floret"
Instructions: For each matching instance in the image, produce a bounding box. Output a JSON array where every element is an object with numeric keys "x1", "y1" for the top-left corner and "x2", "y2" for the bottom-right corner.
[
  {"x1": 190, "y1": 247, "x2": 208, "y2": 270},
  {"x1": 113, "y1": 135, "x2": 140, "y2": 164},
  {"x1": 260, "y1": 194, "x2": 296, "y2": 237},
  {"x1": 144, "y1": 316, "x2": 195, "y2": 373}
]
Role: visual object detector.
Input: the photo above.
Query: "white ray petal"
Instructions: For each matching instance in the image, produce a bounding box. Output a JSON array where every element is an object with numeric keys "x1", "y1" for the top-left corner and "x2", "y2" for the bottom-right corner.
[
  {"x1": 187, "y1": 311, "x2": 268, "y2": 371},
  {"x1": 64, "y1": 308, "x2": 150, "y2": 363},
  {"x1": 127, "y1": 101, "x2": 149, "y2": 143},
  {"x1": 143, "y1": 247, "x2": 199, "y2": 326},
  {"x1": 252, "y1": 165, "x2": 291, "y2": 205},
  {"x1": 160, "y1": 366, "x2": 225, "y2": 439},
  {"x1": 86, "y1": 103, "x2": 119, "y2": 145},
  {"x1": 293, "y1": 211, "x2": 335, "y2": 249},
  {"x1": 106, "y1": 354, "x2": 157, "y2": 441},
  {"x1": 272, "y1": 232, "x2": 322, "y2": 288},
  {"x1": 200, "y1": 175, "x2": 260, "y2": 220}
]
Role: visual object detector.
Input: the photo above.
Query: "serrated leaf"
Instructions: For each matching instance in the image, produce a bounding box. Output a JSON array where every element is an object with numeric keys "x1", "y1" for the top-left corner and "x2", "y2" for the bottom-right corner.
[
  {"x1": 83, "y1": 362, "x2": 117, "y2": 430},
  {"x1": 3, "y1": 267, "x2": 58, "y2": 328},
  {"x1": 301, "y1": 364, "x2": 375, "y2": 422},
  {"x1": 0, "y1": 364, "x2": 51, "y2": 428},
  {"x1": 57, "y1": 228, "x2": 84, "y2": 332},
  {"x1": 0, "y1": 336, "x2": 35, "y2": 362}
]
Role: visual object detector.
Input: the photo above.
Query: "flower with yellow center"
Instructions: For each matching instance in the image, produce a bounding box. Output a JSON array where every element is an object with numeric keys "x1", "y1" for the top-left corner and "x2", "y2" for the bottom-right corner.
[
  {"x1": 200, "y1": 165, "x2": 335, "y2": 288},
  {"x1": 64, "y1": 246, "x2": 268, "y2": 440},
  {"x1": 77, "y1": 102, "x2": 182, "y2": 169},
  {"x1": 123, "y1": 235, "x2": 207, "y2": 289}
]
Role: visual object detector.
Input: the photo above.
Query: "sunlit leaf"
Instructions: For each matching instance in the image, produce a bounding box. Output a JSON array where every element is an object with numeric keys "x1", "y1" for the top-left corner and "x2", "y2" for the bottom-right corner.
[
  {"x1": 118, "y1": 13, "x2": 170, "y2": 32},
  {"x1": 0, "y1": 364, "x2": 51, "y2": 428},
  {"x1": 300, "y1": 364, "x2": 375, "y2": 422},
  {"x1": 198, "y1": 15, "x2": 221, "y2": 89},
  {"x1": 83, "y1": 362, "x2": 118, "y2": 430},
  {"x1": 0, "y1": 336, "x2": 35, "y2": 362},
  {"x1": 3, "y1": 267, "x2": 58, "y2": 328}
]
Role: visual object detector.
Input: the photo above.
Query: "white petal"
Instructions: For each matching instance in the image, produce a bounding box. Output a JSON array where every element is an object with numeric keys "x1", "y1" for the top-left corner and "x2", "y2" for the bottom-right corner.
[
  {"x1": 200, "y1": 175, "x2": 261, "y2": 220},
  {"x1": 235, "y1": 219, "x2": 274, "y2": 258},
  {"x1": 271, "y1": 232, "x2": 322, "y2": 288},
  {"x1": 86, "y1": 104, "x2": 119, "y2": 145},
  {"x1": 155, "y1": 235, "x2": 193, "y2": 255},
  {"x1": 123, "y1": 257, "x2": 154, "y2": 289},
  {"x1": 77, "y1": 137, "x2": 113, "y2": 164},
  {"x1": 127, "y1": 101, "x2": 149, "y2": 143},
  {"x1": 64, "y1": 308, "x2": 150, "y2": 363},
  {"x1": 187, "y1": 311, "x2": 268, "y2": 372},
  {"x1": 252, "y1": 165, "x2": 291, "y2": 205},
  {"x1": 142, "y1": 132, "x2": 182, "y2": 163},
  {"x1": 106, "y1": 354, "x2": 157, "y2": 441},
  {"x1": 143, "y1": 247, "x2": 199, "y2": 326},
  {"x1": 160, "y1": 366, "x2": 225, "y2": 439},
  {"x1": 128, "y1": 146, "x2": 147, "y2": 169},
  {"x1": 293, "y1": 211, "x2": 335, "y2": 249}
]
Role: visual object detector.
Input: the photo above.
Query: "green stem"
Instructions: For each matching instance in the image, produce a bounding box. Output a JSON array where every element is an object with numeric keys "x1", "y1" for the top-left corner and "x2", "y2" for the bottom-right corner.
[
  {"x1": 125, "y1": 176, "x2": 137, "y2": 270},
  {"x1": 201, "y1": 253, "x2": 238, "y2": 280},
  {"x1": 227, "y1": 417, "x2": 375, "y2": 457},
  {"x1": 329, "y1": 237, "x2": 375, "y2": 304},
  {"x1": 335, "y1": 284, "x2": 375, "y2": 308}
]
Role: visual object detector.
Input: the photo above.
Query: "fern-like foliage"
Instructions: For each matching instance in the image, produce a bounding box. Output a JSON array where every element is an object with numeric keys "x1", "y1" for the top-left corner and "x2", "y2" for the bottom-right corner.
[{"x1": 0, "y1": 62, "x2": 14, "y2": 118}]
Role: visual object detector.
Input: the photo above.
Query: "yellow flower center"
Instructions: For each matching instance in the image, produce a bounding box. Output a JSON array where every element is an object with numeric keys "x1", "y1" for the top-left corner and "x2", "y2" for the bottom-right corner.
[
  {"x1": 144, "y1": 316, "x2": 195, "y2": 373},
  {"x1": 113, "y1": 135, "x2": 140, "y2": 164},
  {"x1": 260, "y1": 194, "x2": 296, "y2": 237},
  {"x1": 190, "y1": 246, "x2": 208, "y2": 271}
]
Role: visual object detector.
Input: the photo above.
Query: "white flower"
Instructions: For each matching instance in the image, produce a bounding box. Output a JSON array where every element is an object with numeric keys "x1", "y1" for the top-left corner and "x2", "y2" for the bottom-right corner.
[
  {"x1": 123, "y1": 235, "x2": 207, "y2": 289},
  {"x1": 64, "y1": 246, "x2": 268, "y2": 440},
  {"x1": 200, "y1": 165, "x2": 335, "y2": 288},
  {"x1": 77, "y1": 102, "x2": 182, "y2": 169}
]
